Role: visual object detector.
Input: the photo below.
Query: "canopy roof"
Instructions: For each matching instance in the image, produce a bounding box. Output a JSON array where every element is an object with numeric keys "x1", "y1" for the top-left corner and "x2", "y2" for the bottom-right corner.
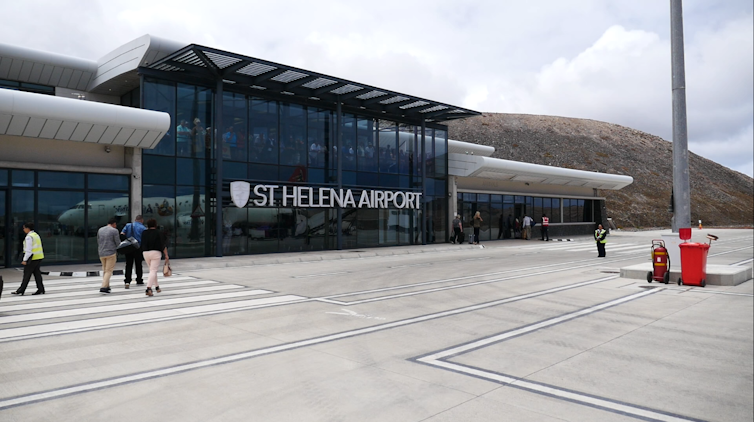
[{"x1": 144, "y1": 44, "x2": 480, "y2": 124}]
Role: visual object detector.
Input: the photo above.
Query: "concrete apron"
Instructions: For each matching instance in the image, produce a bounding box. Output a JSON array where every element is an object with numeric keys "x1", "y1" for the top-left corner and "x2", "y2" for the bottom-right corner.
[{"x1": 620, "y1": 262, "x2": 753, "y2": 286}]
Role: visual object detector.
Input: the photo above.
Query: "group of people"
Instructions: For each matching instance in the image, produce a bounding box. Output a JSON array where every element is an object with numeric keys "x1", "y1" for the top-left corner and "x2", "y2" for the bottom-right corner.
[{"x1": 9, "y1": 216, "x2": 171, "y2": 298}]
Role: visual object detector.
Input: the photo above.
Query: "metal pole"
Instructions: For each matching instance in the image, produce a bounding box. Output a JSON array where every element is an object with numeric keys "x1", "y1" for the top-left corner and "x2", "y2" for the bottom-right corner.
[
  {"x1": 336, "y1": 98, "x2": 343, "y2": 250},
  {"x1": 671, "y1": 0, "x2": 690, "y2": 233},
  {"x1": 420, "y1": 119, "x2": 426, "y2": 245},
  {"x1": 215, "y1": 80, "x2": 224, "y2": 256}
]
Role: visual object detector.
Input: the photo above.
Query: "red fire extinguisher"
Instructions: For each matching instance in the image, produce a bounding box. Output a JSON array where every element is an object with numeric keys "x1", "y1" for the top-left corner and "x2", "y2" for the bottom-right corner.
[{"x1": 647, "y1": 239, "x2": 670, "y2": 284}]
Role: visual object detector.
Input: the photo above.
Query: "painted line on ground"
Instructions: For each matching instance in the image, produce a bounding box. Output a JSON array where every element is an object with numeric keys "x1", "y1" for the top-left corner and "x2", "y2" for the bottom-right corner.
[
  {"x1": 388, "y1": 263, "x2": 433, "y2": 268},
  {"x1": 1, "y1": 280, "x2": 219, "y2": 298},
  {"x1": 0, "y1": 289, "x2": 273, "y2": 325},
  {"x1": 415, "y1": 287, "x2": 705, "y2": 421},
  {"x1": 0, "y1": 284, "x2": 246, "y2": 313},
  {"x1": 731, "y1": 258, "x2": 754, "y2": 266},
  {"x1": 292, "y1": 272, "x2": 350, "y2": 278},
  {"x1": 0, "y1": 276, "x2": 615, "y2": 409}
]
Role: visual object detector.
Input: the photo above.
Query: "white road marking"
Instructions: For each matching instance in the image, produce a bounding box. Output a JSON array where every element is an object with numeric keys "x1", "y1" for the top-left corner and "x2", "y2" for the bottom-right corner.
[
  {"x1": 0, "y1": 290, "x2": 272, "y2": 325},
  {"x1": 731, "y1": 258, "x2": 754, "y2": 266},
  {"x1": 0, "y1": 277, "x2": 616, "y2": 409},
  {"x1": 0, "y1": 295, "x2": 306, "y2": 342},
  {"x1": 0, "y1": 284, "x2": 245, "y2": 313},
  {"x1": 292, "y1": 272, "x2": 350, "y2": 278},
  {"x1": 388, "y1": 263, "x2": 433, "y2": 268},
  {"x1": 325, "y1": 308, "x2": 385, "y2": 320}
]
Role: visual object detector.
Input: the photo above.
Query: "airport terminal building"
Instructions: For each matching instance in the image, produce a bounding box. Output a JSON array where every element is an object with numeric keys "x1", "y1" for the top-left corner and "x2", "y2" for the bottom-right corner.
[{"x1": 0, "y1": 35, "x2": 632, "y2": 266}]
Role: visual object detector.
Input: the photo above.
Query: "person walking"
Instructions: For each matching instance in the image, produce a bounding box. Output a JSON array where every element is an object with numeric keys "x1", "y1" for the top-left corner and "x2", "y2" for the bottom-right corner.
[
  {"x1": 595, "y1": 224, "x2": 608, "y2": 257},
  {"x1": 121, "y1": 215, "x2": 146, "y2": 289},
  {"x1": 472, "y1": 211, "x2": 483, "y2": 245},
  {"x1": 141, "y1": 219, "x2": 170, "y2": 297},
  {"x1": 12, "y1": 222, "x2": 46, "y2": 295},
  {"x1": 450, "y1": 214, "x2": 463, "y2": 244},
  {"x1": 522, "y1": 214, "x2": 533, "y2": 240},
  {"x1": 541, "y1": 213, "x2": 550, "y2": 241},
  {"x1": 97, "y1": 218, "x2": 121, "y2": 294}
]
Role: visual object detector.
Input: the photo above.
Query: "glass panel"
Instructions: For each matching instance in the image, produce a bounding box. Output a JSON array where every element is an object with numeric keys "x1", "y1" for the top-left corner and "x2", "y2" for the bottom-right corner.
[
  {"x1": 341, "y1": 208, "x2": 358, "y2": 249},
  {"x1": 477, "y1": 194, "x2": 490, "y2": 203},
  {"x1": 88, "y1": 174, "x2": 129, "y2": 191},
  {"x1": 308, "y1": 168, "x2": 325, "y2": 184},
  {"x1": 343, "y1": 171, "x2": 356, "y2": 186},
  {"x1": 143, "y1": 79, "x2": 176, "y2": 156},
  {"x1": 342, "y1": 114, "x2": 357, "y2": 171},
  {"x1": 308, "y1": 109, "x2": 330, "y2": 169},
  {"x1": 224, "y1": 162, "x2": 247, "y2": 181},
  {"x1": 280, "y1": 103, "x2": 307, "y2": 168},
  {"x1": 356, "y1": 172, "x2": 378, "y2": 187},
  {"x1": 533, "y1": 197, "x2": 543, "y2": 222},
  {"x1": 423, "y1": 128, "x2": 435, "y2": 178},
  {"x1": 11, "y1": 190, "x2": 34, "y2": 265},
  {"x1": 142, "y1": 185, "x2": 176, "y2": 253},
  {"x1": 38, "y1": 171, "x2": 84, "y2": 189},
  {"x1": 143, "y1": 155, "x2": 176, "y2": 185},
  {"x1": 378, "y1": 208, "x2": 396, "y2": 246},
  {"x1": 248, "y1": 207, "x2": 279, "y2": 254},
  {"x1": 478, "y1": 202, "x2": 491, "y2": 241},
  {"x1": 502, "y1": 202, "x2": 514, "y2": 239},
  {"x1": 491, "y1": 194, "x2": 502, "y2": 204},
  {"x1": 176, "y1": 158, "x2": 207, "y2": 186},
  {"x1": 357, "y1": 208, "x2": 380, "y2": 247},
  {"x1": 357, "y1": 118, "x2": 376, "y2": 172},
  {"x1": 463, "y1": 193, "x2": 476, "y2": 202},
  {"x1": 177, "y1": 83, "x2": 212, "y2": 159},
  {"x1": 574, "y1": 199, "x2": 584, "y2": 222},
  {"x1": 304, "y1": 208, "x2": 329, "y2": 251},
  {"x1": 223, "y1": 206, "x2": 247, "y2": 255},
  {"x1": 431, "y1": 197, "x2": 446, "y2": 244},
  {"x1": 248, "y1": 164, "x2": 279, "y2": 182},
  {"x1": 85, "y1": 192, "x2": 129, "y2": 262},
  {"x1": 222, "y1": 92, "x2": 248, "y2": 162},
  {"x1": 543, "y1": 198, "x2": 552, "y2": 221},
  {"x1": 38, "y1": 190, "x2": 85, "y2": 263},
  {"x1": 249, "y1": 99, "x2": 279, "y2": 165},
  {"x1": 492, "y1": 202, "x2": 503, "y2": 240},
  {"x1": 0, "y1": 169, "x2": 7, "y2": 186},
  {"x1": 551, "y1": 198, "x2": 561, "y2": 223},
  {"x1": 0, "y1": 191, "x2": 4, "y2": 267},
  {"x1": 435, "y1": 129, "x2": 447, "y2": 177},
  {"x1": 562, "y1": 199, "x2": 571, "y2": 223},
  {"x1": 12, "y1": 170, "x2": 34, "y2": 187},
  {"x1": 379, "y1": 122, "x2": 397, "y2": 173},
  {"x1": 397, "y1": 126, "x2": 412, "y2": 175},
  {"x1": 583, "y1": 199, "x2": 594, "y2": 222},
  {"x1": 176, "y1": 186, "x2": 205, "y2": 258},
  {"x1": 399, "y1": 209, "x2": 414, "y2": 244},
  {"x1": 280, "y1": 166, "x2": 307, "y2": 183},
  {"x1": 379, "y1": 174, "x2": 398, "y2": 189}
]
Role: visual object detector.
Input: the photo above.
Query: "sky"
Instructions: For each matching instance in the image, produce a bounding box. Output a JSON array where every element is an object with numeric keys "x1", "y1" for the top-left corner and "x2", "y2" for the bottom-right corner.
[{"x1": 3, "y1": 0, "x2": 752, "y2": 177}]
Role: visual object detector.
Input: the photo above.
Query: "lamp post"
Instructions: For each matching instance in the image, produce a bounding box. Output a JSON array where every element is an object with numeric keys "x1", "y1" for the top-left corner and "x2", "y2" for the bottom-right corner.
[{"x1": 670, "y1": 0, "x2": 690, "y2": 233}]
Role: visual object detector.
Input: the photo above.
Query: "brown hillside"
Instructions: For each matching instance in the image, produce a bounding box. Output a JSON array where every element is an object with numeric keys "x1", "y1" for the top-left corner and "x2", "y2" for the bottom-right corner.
[{"x1": 446, "y1": 113, "x2": 754, "y2": 229}]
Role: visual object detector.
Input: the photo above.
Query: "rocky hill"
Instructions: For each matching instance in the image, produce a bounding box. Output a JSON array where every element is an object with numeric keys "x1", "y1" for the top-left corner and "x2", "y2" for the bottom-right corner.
[{"x1": 446, "y1": 113, "x2": 754, "y2": 229}]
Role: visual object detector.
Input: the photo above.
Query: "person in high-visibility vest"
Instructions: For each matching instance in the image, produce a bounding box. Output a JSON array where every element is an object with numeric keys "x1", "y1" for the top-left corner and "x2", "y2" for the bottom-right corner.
[
  {"x1": 12, "y1": 222, "x2": 46, "y2": 295},
  {"x1": 594, "y1": 224, "x2": 608, "y2": 258},
  {"x1": 541, "y1": 213, "x2": 550, "y2": 241}
]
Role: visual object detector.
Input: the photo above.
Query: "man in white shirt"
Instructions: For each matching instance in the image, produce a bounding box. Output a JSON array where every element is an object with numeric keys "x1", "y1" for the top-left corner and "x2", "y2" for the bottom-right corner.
[{"x1": 522, "y1": 215, "x2": 533, "y2": 240}]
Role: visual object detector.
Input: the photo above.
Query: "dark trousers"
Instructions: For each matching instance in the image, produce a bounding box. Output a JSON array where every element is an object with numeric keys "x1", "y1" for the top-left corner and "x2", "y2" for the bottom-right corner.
[
  {"x1": 452, "y1": 227, "x2": 462, "y2": 243},
  {"x1": 124, "y1": 249, "x2": 144, "y2": 284},
  {"x1": 541, "y1": 226, "x2": 549, "y2": 241},
  {"x1": 473, "y1": 227, "x2": 480, "y2": 244},
  {"x1": 18, "y1": 259, "x2": 44, "y2": 293},
  {"x1": 597, "y1": 242, "x2": 606, "y2": 257}
]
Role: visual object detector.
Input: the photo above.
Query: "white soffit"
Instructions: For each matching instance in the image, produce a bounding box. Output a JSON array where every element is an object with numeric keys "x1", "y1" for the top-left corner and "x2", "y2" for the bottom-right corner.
[
  {"x1": 0, "y1": 43, "x2": 97, "y2": 91},
  {"x1": 0, "y1": 89, "x2": 170, "y2": 149},
  {"x1": 449, "y1": 153, "x2": 633, "y2": 190}
]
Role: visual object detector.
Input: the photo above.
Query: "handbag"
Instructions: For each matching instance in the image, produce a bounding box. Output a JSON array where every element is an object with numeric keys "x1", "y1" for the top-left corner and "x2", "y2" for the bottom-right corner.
[
  {"x1": 163, "y1": 262, "x2": 172, "y2": 277},
  {"x1": 116, "y1": 237, "x2": 140, "y2": 255}
]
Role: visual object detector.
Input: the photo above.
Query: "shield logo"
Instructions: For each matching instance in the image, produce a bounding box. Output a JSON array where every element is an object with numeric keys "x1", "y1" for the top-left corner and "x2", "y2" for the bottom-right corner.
[{"x1": 230, "y1": 181, "x2": 251, "y2": 208}]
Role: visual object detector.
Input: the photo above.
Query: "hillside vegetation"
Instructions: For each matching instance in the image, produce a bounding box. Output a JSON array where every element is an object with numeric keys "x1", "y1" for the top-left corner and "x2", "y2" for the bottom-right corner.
[{"x1": 446, "y1": 113, "x2": 753, "y2": 229}]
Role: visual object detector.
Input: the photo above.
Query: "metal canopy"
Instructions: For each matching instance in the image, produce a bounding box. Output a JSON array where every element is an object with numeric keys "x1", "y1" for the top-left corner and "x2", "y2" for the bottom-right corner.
[{"x1": 143, "y1": 44, "x2": 480, "y2": 123}]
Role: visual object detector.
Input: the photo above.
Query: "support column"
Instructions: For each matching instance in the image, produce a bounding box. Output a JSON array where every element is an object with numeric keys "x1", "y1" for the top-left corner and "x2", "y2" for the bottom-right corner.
[
  {"x1": 336, "y1": 98, "x2": 343, "y2": 250},
  {"x1": 129, "y1": 147, "x2": 142, "y2": 221},
  {"x1": 670, "y1": 0, "x2": 690, "y2": 233},
  {"x1": 215, "y1": 80, "x2": 224, "y2": 257},
  {"x1": 448, "y1": 175, "x2": 457, "y2": 229},
  {"x1": 420, "y1": 119, "x2": 426, "y2": 245}
]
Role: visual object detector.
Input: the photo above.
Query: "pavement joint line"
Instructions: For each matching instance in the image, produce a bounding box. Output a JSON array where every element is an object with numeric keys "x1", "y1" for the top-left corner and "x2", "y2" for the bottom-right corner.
[
  {"x1": 291, "y1": 271, "x2": 350, "y2": 278},
  {"x1": 414, "y1": 288, "x2": 706, "y2": 422},
  {"x1": 0, "y1": 276, "x2": 617, "y2": 410},
  {"x1": 731, "y1": 258, "x2": 754, "y2": 266}
]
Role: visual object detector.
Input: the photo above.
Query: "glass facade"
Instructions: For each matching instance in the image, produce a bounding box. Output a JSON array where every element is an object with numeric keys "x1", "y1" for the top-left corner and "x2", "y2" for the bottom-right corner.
[
  {"x1": 142, "y1": 78, "x2": 448, "y2": 257},
  {"x1": 458, "y1": 193, "x2": 596, "y2": 241},
  {"x1": 0, "y1": 169, "x2": 130, "y2": 266}
]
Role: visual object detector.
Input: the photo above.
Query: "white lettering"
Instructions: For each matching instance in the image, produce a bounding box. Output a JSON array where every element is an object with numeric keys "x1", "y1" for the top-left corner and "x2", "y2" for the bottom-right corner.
[
  {"x1": 414, "y1": 193, "x2": 423, "y2": 209},
  {"x1": 374, "y1": 191, "x2": 384, "y2": 208},
  {"x1": 358, "y1": 191, "x2": 372, "y2": 208},
  {"x1": 268, "y1": 185, "x2": 278, "y2": 206},
  {"x1": 282, "y1": 186, "x2": 297, "y2": 207},
  {"x1": 384, "y1": 191, "x2": 395, "y2": 207},
  {"x1": 344, "y1": 190, "x2": 356, "y2": 208},
  {"x1": 333, "y1": 189, "x2": 346, "y2": 208},
  {"x1": 317, "y1": 188, "x2": 329, "y2": 207},
  {"x1": 252, "y1": 185, "x2": 268, "y2": 206},
  {"x1": 394, "y1": 192, "x2": 406, "y2": 209},
  {"x1": 299, "y1": 187, "x2": 312, "y2": 207}
]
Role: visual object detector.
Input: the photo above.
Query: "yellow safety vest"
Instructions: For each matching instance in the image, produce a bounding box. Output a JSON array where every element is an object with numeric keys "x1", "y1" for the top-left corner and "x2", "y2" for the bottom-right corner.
[
  {"x1": 594, "y1": 229, "x2": 607, "y2": 244},
  {"x1": 28, "y1": 231, "x2": 45, "y2": 260}
]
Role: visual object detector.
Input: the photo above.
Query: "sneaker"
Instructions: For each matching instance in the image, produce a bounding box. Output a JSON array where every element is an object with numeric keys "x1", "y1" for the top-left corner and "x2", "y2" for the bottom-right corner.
[
  {"x1": 99, "y1": 287, "x2": 111, "y2": 294},
  {"x1": 124, "y1": 283, "x2": 130, "y2": 289}
]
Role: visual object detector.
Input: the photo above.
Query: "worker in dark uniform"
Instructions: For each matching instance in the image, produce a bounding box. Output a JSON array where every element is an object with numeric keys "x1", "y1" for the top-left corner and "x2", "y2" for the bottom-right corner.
[{"x1": 594, "y1": 224, "x2": 607, "y2": 257}]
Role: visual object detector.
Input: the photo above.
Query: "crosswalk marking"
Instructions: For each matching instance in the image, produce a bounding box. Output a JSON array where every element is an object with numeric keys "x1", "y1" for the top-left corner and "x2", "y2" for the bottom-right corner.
[
  {"x1": 0, "y1": 289, "x2": 273, "y2": 325},
  {"x1": 4, "y1": 279, "x2": 219, "y2": 295}
]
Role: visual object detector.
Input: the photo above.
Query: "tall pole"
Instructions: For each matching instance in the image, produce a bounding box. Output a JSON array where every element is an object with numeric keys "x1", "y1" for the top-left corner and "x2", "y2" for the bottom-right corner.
[
  {"x1": 215, "y1": 80, "x2": 224, "y2": 256},
  {"x1": 420, "y1": 119, "x2": 426, "y2": 245},
  {"x1": 670, "y1": 0, "x2": 690, "y2": 232},
  {"x1": 336, "y1": 98, "x2": 343, "y2": 250}
]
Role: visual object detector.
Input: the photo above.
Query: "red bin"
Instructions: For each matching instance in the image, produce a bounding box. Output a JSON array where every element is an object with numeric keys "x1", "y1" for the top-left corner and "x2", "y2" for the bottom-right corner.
[{"x1": 678, "y1": 243, "x2": 710, "y2": 287}]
